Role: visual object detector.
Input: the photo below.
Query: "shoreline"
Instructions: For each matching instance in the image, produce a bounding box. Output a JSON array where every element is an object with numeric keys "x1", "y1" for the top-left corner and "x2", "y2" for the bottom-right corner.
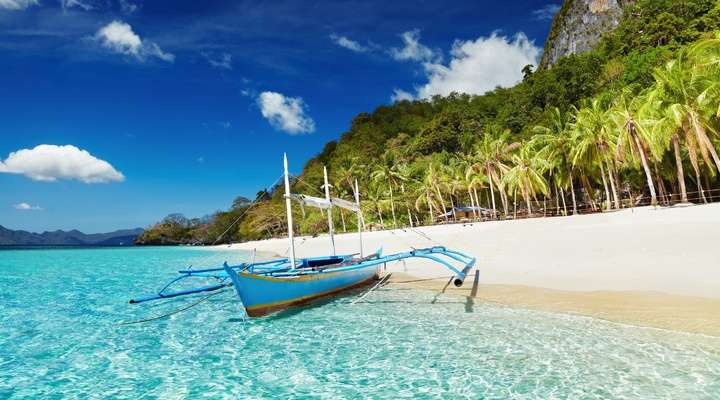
[
  {"x1": 209, "y1": 203, "x2": 720, "y2": 336},
  {"x1": 386, "y1": 272, "x2": 720, "y2": 336}
]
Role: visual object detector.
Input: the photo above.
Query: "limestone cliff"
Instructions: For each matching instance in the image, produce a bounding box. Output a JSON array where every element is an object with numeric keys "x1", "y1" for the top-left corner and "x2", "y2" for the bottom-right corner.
[{"x1": 540, "y1": 0, "x2": 633, "y2": 68}]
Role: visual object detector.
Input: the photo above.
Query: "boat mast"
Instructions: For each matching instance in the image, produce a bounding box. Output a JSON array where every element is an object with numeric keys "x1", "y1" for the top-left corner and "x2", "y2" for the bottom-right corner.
[
  {"x1": 354, "y1": 178, "x2": 363, "y2": 258},
  {"x1": 323, "y1": 166, "x2": 336, "y2": 256},
  {"x1": 283, "y1": 153, "x2": 296, "y2": 269}
]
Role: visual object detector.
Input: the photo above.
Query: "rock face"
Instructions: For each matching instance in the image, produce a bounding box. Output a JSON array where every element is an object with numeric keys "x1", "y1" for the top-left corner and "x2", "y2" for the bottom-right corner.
[{"x1": 541, "y1": 0, "x2": 632, "y2": 68}]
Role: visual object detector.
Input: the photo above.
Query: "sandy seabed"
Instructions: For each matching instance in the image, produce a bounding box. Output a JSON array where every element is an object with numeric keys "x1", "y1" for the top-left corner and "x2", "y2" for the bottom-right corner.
[{"x1": 211, "y1": 203, "x2": 720, "y2": 336}]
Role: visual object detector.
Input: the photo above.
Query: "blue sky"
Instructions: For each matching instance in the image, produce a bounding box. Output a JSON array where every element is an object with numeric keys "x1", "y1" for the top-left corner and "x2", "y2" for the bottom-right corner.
[{"x1": 0, "y1": 0, "x2": 559, "y2": 233}]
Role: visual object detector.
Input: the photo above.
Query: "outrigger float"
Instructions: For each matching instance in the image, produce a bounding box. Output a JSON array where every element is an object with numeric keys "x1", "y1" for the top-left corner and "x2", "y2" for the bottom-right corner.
[{"x1": 130, "y1": 154, "x2": 476, "y2": 317}]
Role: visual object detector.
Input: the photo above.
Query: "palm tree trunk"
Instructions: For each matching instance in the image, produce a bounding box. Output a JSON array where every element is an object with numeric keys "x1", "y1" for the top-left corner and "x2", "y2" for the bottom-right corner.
[
  {"x1": 600, "y1": 163, "x2": 612, "y2": 211},
  {"x1": 569, "y1": 170, "x2": 578, "y2": 215},
  {"x1": 448, "y1": 195, "x2": 457, "y2": 221},
  {"x1": 554, "y1": 183, "x2": 560, "y2": 216},
  {"x1": 468, "y1": 188, "x2": 477, "y2": 219},
  {"x1": 427, "y1": 192, "x2": 434, "y2": 223},
  {"x1": 340, "y1": 209, "x2": 347, "y2": 232},
  {"x1": 560, "y1": 186, "x2": 568, "y2": 216},
  {"x1": 488, "y1": 169, "x2": 497, "y2": 219},
  {"x1": 433, "y1": 185, "x2": 448, "y2": 221},
  {"x1": 704, "y1": 174, "x2": 713, "y2": 202},
  {"x1": 401, "y1": 183, "x2": 412, "y2": 227},
  {"x1": 513, "y1": 189, "x2": 517, "y2": 218},
  {"x1": 388, "y1": 183, "x2": 397, "y2": 228},
  {"x1": 653, "y1": 162, "x2": 668, "y2": 205},
  {"x1": 606, "y1": 158, "x2": 621, "y2": 209},
  {"x1": 524, "y1": 186, "x2": 532, "y2": 217},
  {"x1": 692, "y1": 164, "x2": 707, "y2": 203},
  {"x1": 581, "y1": 174, "x2": 596, "y2": 211},
  {"x1": 473, "y1": 188, "x2": 480, "y2": 207},
  {"x1": 634, "y1": 136, "x2": 657, "y2": 206},
  {"x1": 501, "y1": 190, "x2": 509, "y2": 218},
  {"x1": 693, "y1": 111, "x2": 720, "y2": 174},
  {"x1": 672, "y1": 135, "x2": 688, "y2": 203},
  {"x1": 376, "y1": 204, "x2": 384, "y2": 228}
]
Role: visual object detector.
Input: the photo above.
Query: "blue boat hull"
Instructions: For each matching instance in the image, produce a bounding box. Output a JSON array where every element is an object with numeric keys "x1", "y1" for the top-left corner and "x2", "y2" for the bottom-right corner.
[{"x1": 224, "y1": 264, "x2": 379, "y2": 317}]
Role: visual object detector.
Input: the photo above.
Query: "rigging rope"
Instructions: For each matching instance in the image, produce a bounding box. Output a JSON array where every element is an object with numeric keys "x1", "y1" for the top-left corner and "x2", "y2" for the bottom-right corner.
[
  {"x1": 211, "y1": 174, "x2": 285, "y2": 246},
  {"x1": 350, "y1": 273, "x2": 392, "y2": 305},
  {"x1": 118, "y1": 289, "x2": 229, "y2": 326}
]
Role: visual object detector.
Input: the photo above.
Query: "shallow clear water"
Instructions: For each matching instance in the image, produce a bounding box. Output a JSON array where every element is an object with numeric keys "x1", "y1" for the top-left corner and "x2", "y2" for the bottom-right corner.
[{"x1": 1, "y1": 247, "x2": 719, "y2": 399}]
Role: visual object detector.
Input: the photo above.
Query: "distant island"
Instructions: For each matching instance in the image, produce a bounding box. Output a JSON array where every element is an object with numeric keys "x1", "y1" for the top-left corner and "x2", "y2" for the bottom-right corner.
[{"x1": 0, "y1": 225, "x2": 144, "y2": 247}]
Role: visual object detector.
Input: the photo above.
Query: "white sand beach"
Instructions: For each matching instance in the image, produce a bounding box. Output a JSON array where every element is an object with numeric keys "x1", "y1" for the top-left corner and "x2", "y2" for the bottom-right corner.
[{"x1": 214, "y1": 203, "x2": 720, "y2": 335}]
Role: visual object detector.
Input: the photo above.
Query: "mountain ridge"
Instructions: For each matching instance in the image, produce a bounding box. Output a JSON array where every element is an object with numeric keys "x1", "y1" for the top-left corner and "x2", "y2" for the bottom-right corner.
[{"x1": 0, "y1": 225, "x2": 144, "y2": 246}]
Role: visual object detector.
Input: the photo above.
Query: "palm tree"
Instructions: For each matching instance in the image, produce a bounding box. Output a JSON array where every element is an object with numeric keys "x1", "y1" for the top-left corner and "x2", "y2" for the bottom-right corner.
[
  {"x1": 472, "y1": 126, "x2": 517, "y2": 218},
  {"x1": 610, "y1": 89, "x2": 662, "y2": 206},
  {"x1": 371, "y1": 153, "x2": 405, "y2": 228},
  {"x1": 336, "y1": 156, "x2": 365, "y2": 198},
  {"x1": 458, "y1": 153, "x2": 486, "y2": 219},
  {"x1": 652, "y1": 50, "x2": 720, "y2": 178},
  {"x1": 332, "y1": 176, "x2": 350, "y2": 231},
  {"x1": 414, "y1": 174, "x2": 439, "y2": 224},
  {"x1": 532, "y1": 107, "x2": 578, "y2": 215},
  {"x1": 443, "y1": 160, "x2": 468, "y2": 221},
  {"x1": 394, "y1": 163, "x2": 415, "y2": 226},
  {"x1": 571, "y1": 99, "x2": 620, "y2": 210},
  {"x1": 426, "y1": 161, "x2": 449, "y2": 221},
  {"x1": 365, "y1": 183, "x2": 386, "y2": 228},
  {"x1": 502, "y1": 143, "x2": 549, "y2": 215}
]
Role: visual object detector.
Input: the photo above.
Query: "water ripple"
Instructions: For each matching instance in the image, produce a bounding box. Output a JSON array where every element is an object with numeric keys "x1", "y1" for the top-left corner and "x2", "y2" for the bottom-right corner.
[{"x1": 1, "y1": 247, "x2": 718, "y2": 399}]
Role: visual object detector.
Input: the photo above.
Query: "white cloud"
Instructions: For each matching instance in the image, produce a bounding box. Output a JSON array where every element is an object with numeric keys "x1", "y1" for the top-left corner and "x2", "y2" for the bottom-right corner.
[
  {"x1": 329, "y1": 34, "x2": 368, "y2": 53},
  {"x1": 390, "y1": 29, "x2": 441, "y2": 63},
  {"x1": 95, "y1": 20, "x2": 175, "y2": 62},
  {"x1": 257, "y1": 91, "x2": 315, "y2": 135},
  {"x1": 0, "y1": 0, "x2": 37, "y2": 10},
  {"x1": 119, "y1": 0, "x2": 138, "y2": 14},
  {"x1": 61, "y1": 0, "x2": 94, "y2": 11},
  {"x1": 532, "y1": 4, "x2": 561, "y2": 21},
  {"x1": 202, "y1": 52, "x2": 232, "y2": 70},
  {"x1": 13, "y1": 202, "x2": 43, "y2": 211},
  {"x1": 391, "y1": 88, "x2": 414, "y2": 103},
  {"x1": 0, "y1": 144, "x2": 125, "y2": 183},
  {"x1": 410, "y1": 32, "x2": 540, "y2": 99}
]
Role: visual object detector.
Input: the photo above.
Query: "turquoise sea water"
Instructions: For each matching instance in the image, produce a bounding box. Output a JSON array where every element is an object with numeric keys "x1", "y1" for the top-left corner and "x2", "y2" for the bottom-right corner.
[{"x1": 1, "y1": 247, "x2": 719, "y2": 399}]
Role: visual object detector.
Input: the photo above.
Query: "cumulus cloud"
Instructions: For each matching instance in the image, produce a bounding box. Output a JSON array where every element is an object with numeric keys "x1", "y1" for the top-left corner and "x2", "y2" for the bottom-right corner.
[
  {"x1": 532, "y1": 4, "x2": 561, "y2": 21},
  {"x1": 61, "y1": 0, "x2": 94, "y2": 11},
  {"x1": 257, "y1": 91, "x2": 315, "y2": 135},
  {"x1": 13, "y1": 202, "x2": 42, "y2": 211},
  {"x1": 391, "y1": 88, "x2": 414, "y2": 103},
  {"x1": 329, "y1": 34, "x2": 369, "y2": 53},
  {"x1": 202, "y1": 52, "x2": 232, "y2": 70},
  {"x1": 0, "y1": 0, "x2": 38, "y2": 10},
  {"x1": 407, "y1": 32, "x2": 540, "y2": 99},
  {"x1": 95, "y1": 20, "x2": 175, "y2": 62},
  {"x1": 390, "y1": 29, "x2": 441, "y2": 63},
  {"x1": 0, "y1": 144, "x2": 125, "y2": 183}
]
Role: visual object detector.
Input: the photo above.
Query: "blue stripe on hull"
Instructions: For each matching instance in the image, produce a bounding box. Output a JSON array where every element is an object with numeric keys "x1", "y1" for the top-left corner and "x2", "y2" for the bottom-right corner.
[{"x1": 224, "y1": 264, "x2": 378, "y2": 316}]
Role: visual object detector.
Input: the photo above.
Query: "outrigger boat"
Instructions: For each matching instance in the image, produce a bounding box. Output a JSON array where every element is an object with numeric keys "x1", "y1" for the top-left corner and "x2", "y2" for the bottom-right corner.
[{"x1": 130, "y1": 154, "x2": 476, "y2": 317}]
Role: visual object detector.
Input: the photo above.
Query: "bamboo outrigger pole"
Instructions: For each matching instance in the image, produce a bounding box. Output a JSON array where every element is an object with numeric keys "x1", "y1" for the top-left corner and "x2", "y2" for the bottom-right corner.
[
  {"x1": 323, "y1": 166, "x2": 336, "y2": 256},
  {"x1": 283, "y1": 153, "x2": 296, "y2": 269}
]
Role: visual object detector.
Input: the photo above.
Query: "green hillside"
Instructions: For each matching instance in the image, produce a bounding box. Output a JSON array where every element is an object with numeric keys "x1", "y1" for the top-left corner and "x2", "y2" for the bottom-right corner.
[{"x1": 136, "y1": 0, "x2": 720, "y2": 245}]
